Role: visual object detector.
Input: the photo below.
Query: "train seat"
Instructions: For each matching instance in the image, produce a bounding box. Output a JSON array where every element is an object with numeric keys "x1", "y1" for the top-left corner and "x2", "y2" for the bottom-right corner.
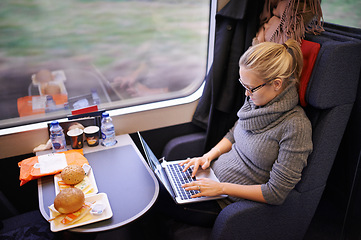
[{"x1": 162, "y1": 30, "x2": 361, "y2": 240}]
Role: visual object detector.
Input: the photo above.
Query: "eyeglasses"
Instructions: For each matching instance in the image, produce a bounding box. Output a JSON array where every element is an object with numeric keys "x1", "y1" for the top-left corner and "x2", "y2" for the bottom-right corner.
[{"x1": 238, "y1": 78, "x2": 275, "y2": 95}]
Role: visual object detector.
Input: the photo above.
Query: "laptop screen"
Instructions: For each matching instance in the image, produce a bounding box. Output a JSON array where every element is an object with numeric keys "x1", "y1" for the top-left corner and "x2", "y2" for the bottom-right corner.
[
  {"x1": 137, "y1": 132, "x2": 176, "y2": 197},
  {"x1": 138, "y1": 132, "x2": 162, "y2": 176}
]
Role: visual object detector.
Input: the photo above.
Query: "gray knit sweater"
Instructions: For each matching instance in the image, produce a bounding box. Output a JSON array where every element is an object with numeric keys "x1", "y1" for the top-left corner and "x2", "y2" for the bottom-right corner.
[{"x1": 211, "y1": 84, "x2": 313, "y2": 205}]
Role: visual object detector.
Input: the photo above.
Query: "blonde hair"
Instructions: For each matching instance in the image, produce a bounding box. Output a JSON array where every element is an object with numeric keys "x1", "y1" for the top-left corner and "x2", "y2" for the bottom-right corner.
[{"x1": 239, "y1": 39, "x2": 303, "y2": 87}]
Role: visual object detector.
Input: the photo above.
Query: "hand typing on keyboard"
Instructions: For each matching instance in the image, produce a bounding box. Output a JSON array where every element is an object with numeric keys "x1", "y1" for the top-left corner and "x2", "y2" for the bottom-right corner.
[
  {"x1": 182, "y1": 177, "x2": 223, "y2": 198},
  {"x1": 179, "y1": 156, "x2": 211, "y2": 178},
  {"x1": 167, "y1": 164, "x2": 199, "y2": 200}
]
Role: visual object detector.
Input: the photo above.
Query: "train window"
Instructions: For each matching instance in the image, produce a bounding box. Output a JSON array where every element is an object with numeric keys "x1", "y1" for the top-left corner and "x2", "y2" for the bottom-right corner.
[
  {"x1": 321, "y1": 0, "x2": 361, "y2": 29},
  {"x1": 0, "y1": 0, "x2": 212, "y2": 129}
]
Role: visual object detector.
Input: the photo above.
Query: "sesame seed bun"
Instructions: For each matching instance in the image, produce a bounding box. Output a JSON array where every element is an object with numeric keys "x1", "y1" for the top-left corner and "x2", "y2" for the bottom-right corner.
[{"x1": 61, "y1": 165, "x2": 85, "y2": 185}]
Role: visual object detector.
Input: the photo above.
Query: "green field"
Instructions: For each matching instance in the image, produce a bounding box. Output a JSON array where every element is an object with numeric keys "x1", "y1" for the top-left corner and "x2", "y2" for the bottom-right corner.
[
  {"x1": 0, "y1": 0, "x2": 209, "y2": 85},
  {"x1": 321, "y1": 0, "x2": 361, "y2": 28}
]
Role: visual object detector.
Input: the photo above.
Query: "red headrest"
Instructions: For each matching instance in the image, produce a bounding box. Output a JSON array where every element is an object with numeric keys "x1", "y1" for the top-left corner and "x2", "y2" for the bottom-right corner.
[{"x1": 299, "y1": 39, "x2": 321, "y2": 107}]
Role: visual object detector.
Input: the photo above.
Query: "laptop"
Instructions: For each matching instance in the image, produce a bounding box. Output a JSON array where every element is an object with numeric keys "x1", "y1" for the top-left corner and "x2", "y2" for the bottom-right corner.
[{"x1": 138, "y1": 132, "x2": 226, "y2": 204}]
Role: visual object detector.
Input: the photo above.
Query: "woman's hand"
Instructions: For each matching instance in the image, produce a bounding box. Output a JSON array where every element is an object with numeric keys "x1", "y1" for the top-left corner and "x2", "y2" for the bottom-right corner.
[
  {"x1": 179, "y1": 156, "x2": 211, "y2": 177},
  {"x1": 179, "y1": 138, "x2": 232, "y2": 177},
  {"x1": 182, "y1": 178, "x2": 223, "y2": 198}
]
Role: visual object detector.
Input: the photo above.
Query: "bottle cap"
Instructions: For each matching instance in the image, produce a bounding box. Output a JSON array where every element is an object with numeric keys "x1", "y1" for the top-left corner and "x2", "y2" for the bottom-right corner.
[
  {"x1": 102, "y1": 112, "x2": 109, "y2": 118},
  {"x1": 51, "y1": 120, "x2": 59, "y2": 126}
]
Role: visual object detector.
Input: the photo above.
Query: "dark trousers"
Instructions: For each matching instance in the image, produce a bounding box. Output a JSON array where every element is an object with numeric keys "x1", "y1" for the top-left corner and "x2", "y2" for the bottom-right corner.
[
  {"x1": 129, "y1": 182, "x2": 222, "y2": 239},
  {"x1": 150, "y1": 182, "x2": 222, "y2": 227}
]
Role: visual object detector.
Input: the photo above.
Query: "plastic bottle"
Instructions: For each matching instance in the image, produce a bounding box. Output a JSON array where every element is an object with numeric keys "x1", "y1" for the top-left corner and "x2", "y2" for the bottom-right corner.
[
  {"x1": 91, "y1": 88, "x2": 100, "y2": 106},
  {"x1": 101, "y1": 112, "x2": 117, "y2": 147},
  {"x1": 45, "y1": 95, "x2": 56, "y2": 113},
  {"x1": 50, "y1": 121, "x2": 67, "y2": 152}
]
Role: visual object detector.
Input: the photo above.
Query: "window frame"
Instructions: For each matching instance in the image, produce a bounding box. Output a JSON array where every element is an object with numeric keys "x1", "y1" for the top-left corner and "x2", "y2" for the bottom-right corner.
[{"x1": 0, "y1": 0, "x2": 217, "y2": 158}]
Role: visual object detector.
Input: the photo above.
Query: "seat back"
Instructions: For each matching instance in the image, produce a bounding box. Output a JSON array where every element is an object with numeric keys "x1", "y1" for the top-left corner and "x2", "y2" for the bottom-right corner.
[{"x1": 295, "y1": 32, "x2": 361, "y2": 194}]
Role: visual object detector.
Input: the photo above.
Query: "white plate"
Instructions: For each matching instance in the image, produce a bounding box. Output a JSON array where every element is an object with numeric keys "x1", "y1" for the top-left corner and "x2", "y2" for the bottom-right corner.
[
  {"x1": 54, "y1": 167, "x2": 98, "y2": 196},
  {"x1": 49, "y1": 193, "x2": 113, "y2": 232}
]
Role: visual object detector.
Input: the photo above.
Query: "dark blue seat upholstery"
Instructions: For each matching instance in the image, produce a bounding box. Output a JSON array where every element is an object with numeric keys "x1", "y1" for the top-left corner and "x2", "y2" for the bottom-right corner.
[
  {"x1": 0, "y1": 190, "x2": 55, "y2": 240},
  {"x1": 162, "y1": 30, "x2": 361, "y2": 240}
]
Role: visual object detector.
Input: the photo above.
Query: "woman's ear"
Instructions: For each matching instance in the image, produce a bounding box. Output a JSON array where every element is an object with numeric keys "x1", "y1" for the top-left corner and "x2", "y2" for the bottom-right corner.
[{"x1": 273, "y1": 78, "x2": 283, "y2": 91}]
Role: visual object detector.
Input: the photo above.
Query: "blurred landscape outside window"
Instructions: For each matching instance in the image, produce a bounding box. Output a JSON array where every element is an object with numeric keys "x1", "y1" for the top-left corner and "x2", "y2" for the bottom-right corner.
[
  {"x1": 0, "y1": 0, "x2": 210, "y2": 129},
  {"x1": 321, "y1": 0, "x2": 361, "y2": 29}
]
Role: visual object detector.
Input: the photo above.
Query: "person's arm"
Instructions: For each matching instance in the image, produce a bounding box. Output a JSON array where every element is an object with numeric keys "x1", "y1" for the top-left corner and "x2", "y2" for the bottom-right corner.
[
  {"x1": 183, "y1": 179, "x2": 267, "y2": 203},
  {"x1": 181, "y1": 137, "x2": 232, "y2": 177},
  {"x1": 113, "y1": 62, "x2": 147, "y2": 88},
  {"x1": 181, "y1": 137, "x2": 266, "y2": 203},
  {"x1": 204, "y1": 137, "x2": 232, "y2": 162},
  {"x1": 220, "y1": 183, "x2": 266, "y2": 203}
]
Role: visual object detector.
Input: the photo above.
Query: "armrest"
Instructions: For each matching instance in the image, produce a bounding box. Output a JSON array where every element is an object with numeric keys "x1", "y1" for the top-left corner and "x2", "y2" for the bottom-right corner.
[
  {"x1": 210, "y1": 190, "x2": 318, "y2": 240},
  {"x1": 162, "y1": 132, "x2": 206, "y2": 160},
  {"x1": 210, "y1": 200, "x2": 264, "y2": 240},
  {"x1": 211, "y1": 200, "x2": 290, "y2": 240}
]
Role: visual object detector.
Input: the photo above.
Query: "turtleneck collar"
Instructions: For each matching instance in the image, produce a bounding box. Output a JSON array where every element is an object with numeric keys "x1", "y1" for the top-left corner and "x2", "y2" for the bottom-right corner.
[{"x1": 237, "y1": 84, "x2": 299, "y2": 133}]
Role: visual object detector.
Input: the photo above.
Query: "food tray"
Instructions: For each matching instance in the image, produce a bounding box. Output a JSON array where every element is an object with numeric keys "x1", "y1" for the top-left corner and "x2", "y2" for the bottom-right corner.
[
  {"x1": 38, "y1": 81, "x2": 68, "y2": 96},
  {"x1": 54, "y1": 167, "x2": 98, "y2": 196},
  {"x1": 49, "y1": 193, "x2": 112, "y2": 232},
  {"x1": 32, "y1": 70, "x2": 67, "y2": 85}
]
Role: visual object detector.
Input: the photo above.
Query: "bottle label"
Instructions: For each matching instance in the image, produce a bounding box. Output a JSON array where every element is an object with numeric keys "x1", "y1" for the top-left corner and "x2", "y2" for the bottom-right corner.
[
  {"x1": 102, "y1": 132, "x2": 106, "y2": 140},
  {"x1": 53, "y1": 142, "x2": 62, "y2": 150}
]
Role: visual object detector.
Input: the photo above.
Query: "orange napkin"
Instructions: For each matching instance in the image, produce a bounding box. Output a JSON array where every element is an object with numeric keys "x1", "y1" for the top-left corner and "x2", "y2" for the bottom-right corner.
[
  {"x1": 18, "y1": 149, "x2": 88, "y2": 186},
  {"x1": 17, "y1": 94, "x2": 68, "y2": 117}
]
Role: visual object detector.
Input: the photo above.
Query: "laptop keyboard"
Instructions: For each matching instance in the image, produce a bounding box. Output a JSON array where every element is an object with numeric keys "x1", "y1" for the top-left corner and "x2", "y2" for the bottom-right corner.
[{"x1": 166, "y1": 163, "x2": 200, "y2": 200}]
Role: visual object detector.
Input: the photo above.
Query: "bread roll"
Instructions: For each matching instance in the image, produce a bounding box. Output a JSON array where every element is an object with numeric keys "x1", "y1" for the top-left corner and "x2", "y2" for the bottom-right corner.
[
  {"x1": 35, "y1": 69, "x2": 53, "y2": 83},
  {"x1": 54, "y1": 187, "x2": 85, "y2": 214},
  {"x1": 61, "y1": 165, "x2": 85, "y2": 185}
]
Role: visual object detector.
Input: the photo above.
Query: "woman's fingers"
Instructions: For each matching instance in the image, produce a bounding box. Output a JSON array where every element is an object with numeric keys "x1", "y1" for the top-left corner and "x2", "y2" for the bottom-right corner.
[
  {"x1": 179, "y1": 156, "x2": 209, "y2": 177},
  {"x1": 180, "y1": 158, "x2": 192, "y2": 172},
  {"x1": 179, "y1": 158, "x2": 190, "y2": 167},
  {"x1": 182, "y1": 178, "x2": 221, "y2": 198}
]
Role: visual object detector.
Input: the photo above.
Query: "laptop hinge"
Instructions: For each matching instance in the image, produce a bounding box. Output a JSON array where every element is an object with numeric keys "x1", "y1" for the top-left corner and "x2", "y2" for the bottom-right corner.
[{"x1": 159, "y1": 157, "x2": 165, "y2": 164}]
